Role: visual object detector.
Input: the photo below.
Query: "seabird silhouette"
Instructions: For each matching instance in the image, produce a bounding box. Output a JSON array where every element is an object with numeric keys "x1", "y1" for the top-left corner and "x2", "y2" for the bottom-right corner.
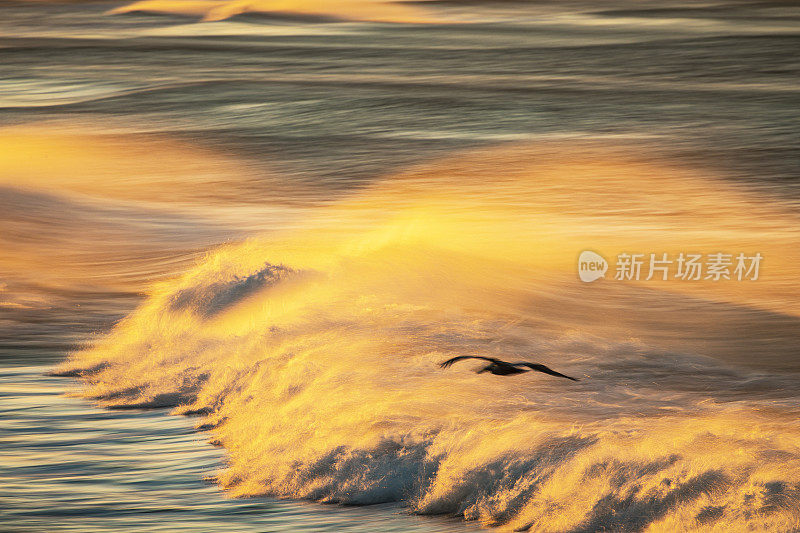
[{"x1": 440, "y1": 356, "x2": 579, "y2": 381}]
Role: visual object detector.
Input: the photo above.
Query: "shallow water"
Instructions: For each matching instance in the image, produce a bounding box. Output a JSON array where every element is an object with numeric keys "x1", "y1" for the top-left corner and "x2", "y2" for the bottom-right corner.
[
  {"x1": 1, "y1": 0, "x2": 800, "y2": 531},
  {"x1": 0, "y1": 366, "x2": 480, "y2": 532}
]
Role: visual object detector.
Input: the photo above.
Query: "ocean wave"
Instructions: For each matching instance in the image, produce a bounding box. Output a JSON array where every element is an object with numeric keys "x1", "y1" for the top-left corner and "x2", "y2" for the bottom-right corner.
[
  {"x1": 108, "y1": 0, "x2": 438, "y2": 23},
  {"x1": 57, "y1": 143, "x2": 800, "y2": 530}
]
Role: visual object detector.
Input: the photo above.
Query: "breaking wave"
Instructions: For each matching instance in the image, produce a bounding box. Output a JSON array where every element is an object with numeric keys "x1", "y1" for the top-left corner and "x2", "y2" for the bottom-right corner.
[{"x1": 56, "y1": 143, "x2": 800, "y2": 531}]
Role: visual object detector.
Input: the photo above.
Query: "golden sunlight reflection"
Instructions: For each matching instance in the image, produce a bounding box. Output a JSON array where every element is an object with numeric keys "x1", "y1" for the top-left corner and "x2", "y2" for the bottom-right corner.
[
  {"x1": 109, "y1": 0, "x2": 436, "y2": 23},
  {"x1": 55, "y1": 139, "x2": 800, "y2": 531},
  {"x1": 0, "y1": 126, "x2": 257, "y2": 205},
  {"x1": 0, "y1": 125, "x2": 309, "y2": 298}
]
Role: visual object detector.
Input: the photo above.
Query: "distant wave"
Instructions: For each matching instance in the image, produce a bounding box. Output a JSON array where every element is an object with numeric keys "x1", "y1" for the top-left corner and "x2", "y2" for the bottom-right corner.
[
  {"x1": 0, "y1": 124, "x2": 314, "y2": 319},
  {"x1": 56, "y1": 142, "x2": 800, "y2": 530},
  {"x1": 108, "y1": 0, "x2": 437, "y2": 23}
]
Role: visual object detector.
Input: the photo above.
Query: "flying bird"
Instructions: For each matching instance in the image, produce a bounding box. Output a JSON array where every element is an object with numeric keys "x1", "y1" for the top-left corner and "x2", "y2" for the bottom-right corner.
[{"x1": 440, "y1": 356, "x2": 579, "y2": 381}]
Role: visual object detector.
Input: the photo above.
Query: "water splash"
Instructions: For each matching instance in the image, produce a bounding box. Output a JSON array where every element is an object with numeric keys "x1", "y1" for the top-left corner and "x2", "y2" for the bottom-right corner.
[{"x1": 56, "y1": 143, "x2": 800, "y2": 530}]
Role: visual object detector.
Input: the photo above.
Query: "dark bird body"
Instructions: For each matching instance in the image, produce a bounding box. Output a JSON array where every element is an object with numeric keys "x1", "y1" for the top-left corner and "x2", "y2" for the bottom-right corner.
[{"x1": 440, "y1": 356, "x2": 579, "y2": 381}]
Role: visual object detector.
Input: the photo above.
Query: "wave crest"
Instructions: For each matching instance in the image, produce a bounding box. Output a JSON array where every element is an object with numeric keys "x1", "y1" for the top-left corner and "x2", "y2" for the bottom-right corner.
[
  {"x1": 109, "y1": 0, "x2": 436, "y2": 23},
  {"x1": 58, "y1": 143, "x2": 800, "y2": 530}
]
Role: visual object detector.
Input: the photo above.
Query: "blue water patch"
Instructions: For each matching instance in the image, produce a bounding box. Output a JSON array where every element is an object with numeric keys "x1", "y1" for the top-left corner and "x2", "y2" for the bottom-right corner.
[{"x1": 0, "y1": 366, "x2": 480, "y2": 532}]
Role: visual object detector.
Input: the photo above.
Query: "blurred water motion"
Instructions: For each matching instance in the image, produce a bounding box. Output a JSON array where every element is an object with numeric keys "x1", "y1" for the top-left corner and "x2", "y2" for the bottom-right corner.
[{"x1": 1, "y1": 0, "x2": 799, "y2": 531}]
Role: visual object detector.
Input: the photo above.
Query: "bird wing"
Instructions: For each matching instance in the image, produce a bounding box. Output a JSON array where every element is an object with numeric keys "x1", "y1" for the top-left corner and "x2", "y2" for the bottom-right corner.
[
  {"x1": 440, "y1": 355, "x2": 499, "y2": 369},
  {"x1": 514, "y1": 362, "x2": 579, "y2": 381}
]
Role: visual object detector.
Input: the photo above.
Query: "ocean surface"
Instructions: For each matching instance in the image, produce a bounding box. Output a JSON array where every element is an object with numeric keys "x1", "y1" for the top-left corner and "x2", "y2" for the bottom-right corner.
[{"x1": 1, "y1": 0, "x2": 799, "y2": 531}]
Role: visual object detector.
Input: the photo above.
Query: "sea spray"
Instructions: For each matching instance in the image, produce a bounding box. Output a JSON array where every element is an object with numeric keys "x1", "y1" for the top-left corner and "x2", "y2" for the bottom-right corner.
[{"x1": 57, "y1": 143, "x2": 800, "y2": 531}]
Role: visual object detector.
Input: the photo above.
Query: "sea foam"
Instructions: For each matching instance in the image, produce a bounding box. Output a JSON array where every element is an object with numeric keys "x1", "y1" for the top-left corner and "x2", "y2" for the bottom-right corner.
[{"x1": 57, "y1": 143, "x2": 800, "y2": 531}]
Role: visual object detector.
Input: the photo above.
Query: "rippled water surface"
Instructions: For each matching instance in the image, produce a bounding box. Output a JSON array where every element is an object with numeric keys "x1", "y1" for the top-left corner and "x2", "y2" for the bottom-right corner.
[{"x1": 1, "y1": 366, "x2": 479, "y2": 532}]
